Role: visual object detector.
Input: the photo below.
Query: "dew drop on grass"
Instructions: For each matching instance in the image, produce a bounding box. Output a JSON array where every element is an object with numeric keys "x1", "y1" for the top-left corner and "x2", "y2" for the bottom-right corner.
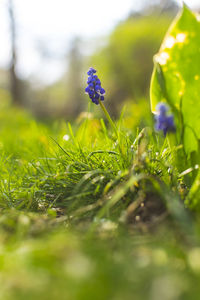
[{"x1": 63, "y1": 134, "x2": 70, "y2": 141}]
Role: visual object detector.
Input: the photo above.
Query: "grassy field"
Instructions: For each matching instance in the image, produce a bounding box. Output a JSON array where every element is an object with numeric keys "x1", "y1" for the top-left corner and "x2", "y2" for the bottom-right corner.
[{"x1": 0, "y1": 102, "x2": 199, "y2": 300}]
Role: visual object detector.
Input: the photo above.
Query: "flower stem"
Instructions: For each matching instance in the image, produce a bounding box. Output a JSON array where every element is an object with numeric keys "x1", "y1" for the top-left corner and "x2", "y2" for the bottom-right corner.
[{"x1": 99, "y1": 100, "x2": 119, "y2": 138}]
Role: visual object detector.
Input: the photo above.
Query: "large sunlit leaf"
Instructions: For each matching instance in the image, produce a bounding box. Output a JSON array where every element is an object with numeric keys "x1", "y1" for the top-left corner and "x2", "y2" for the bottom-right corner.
[{"x1": 150, "y1": 5, "x2": 200, "y2": 155}]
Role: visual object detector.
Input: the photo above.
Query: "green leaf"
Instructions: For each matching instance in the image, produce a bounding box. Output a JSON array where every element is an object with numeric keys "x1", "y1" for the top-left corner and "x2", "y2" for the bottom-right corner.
[{"x1": 150, "y1": 5, "x2": 200, "y2": 155}]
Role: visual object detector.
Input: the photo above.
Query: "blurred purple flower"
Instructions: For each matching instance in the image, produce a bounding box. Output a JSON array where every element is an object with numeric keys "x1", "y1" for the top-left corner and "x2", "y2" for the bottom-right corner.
[{"x1": 155, "y1": 103, "x2": 175, "y2": 136}]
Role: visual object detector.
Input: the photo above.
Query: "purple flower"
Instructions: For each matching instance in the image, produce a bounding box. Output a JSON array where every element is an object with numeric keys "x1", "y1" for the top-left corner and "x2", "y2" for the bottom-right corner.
[
  {"x1": 155, "y1": 103, "x2": 175, "y2": 136},
  {"x1": 87, "y1": 68, "x2": 97, "y2": 76},
  {"x1": 85, "y1": 67, "x2": 106, "y2": 105}
]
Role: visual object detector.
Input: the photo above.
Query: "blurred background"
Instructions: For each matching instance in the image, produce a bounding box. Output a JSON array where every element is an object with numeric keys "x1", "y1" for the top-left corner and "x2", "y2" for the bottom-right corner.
[{"x1": 0, "y1": 0, "x2": 199, "y2": 123}]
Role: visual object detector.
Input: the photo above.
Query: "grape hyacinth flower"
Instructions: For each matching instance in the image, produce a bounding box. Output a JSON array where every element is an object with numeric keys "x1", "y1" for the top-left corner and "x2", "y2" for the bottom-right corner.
[
  {"x1": 155, "y1": 103, "x2": 175, "y2": 136},
  {"x1": 84, "y1": 67, "x2": 119, "y2": 140},
  {"x1": 85, "y1": 67, "x2": 105, "y2": 105}
]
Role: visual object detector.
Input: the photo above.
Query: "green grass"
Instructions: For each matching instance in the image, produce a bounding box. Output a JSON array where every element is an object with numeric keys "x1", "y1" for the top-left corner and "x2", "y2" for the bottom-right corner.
[{"x1": 0, "y1": 104, "x2": 199, "y2": 299}]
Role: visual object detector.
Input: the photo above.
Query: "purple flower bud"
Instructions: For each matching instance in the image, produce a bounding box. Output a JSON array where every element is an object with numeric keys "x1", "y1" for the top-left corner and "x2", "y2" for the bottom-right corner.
[
  {"x1": 100, "y1": 88, "x2": 105, "y2": 95},
  {"x1": 95, "y1": 85, "x2": 101, "y2": 91},
  {"x1": 94, "y1": 93, "x2": 100, "y2": 100},
  {"x1": 87, "y1": 68, "x2": 97, "y2": 75},
  {"x1": 85, "y1": 86, "x2": 90, "y2": 93},
  {"x1": 87, "y1": 77, "x2": 93, "y2": 84},
  {"x1": 96, "y1": 79, "x2": 101, "y2": 85},
  {"x1": 89, "y1": 90, "x2": 94, "y2": 97}
]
